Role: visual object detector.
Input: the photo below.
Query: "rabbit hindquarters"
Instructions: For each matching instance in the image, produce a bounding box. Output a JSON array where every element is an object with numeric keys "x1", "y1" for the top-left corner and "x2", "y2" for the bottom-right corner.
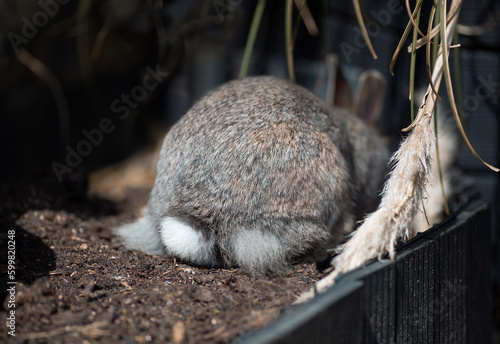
[{"x1": 116, "y1": 76, "x2": 386, "y2": 274}]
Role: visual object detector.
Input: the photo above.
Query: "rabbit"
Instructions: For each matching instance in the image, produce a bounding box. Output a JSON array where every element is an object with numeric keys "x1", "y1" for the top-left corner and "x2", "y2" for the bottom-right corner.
[{"x1": 115, "y1": 70, "x2": 390, "y2": 274}]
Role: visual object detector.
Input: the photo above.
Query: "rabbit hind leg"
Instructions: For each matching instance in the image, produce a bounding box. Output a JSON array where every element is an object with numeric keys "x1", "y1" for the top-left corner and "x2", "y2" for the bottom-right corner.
[
  {"x1": 229, "y1": 228, "x2": 288, "y2": 274},
  {"x1": 114, "y1": 217, "x2": 165, "y2": 255}
]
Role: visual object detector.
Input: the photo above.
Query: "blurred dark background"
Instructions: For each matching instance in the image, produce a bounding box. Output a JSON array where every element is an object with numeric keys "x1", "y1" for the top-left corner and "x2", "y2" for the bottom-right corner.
[{"x1": 0, "y1": 0, "x2": 499, "y2": 289}]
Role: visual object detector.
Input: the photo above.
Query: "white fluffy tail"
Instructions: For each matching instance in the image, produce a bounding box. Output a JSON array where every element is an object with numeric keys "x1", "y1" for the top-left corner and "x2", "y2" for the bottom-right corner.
[
  {"x1": 159, "y1": 217, "x2": 220, "y2": 267},
  {"x1": 114, "y1": 217, "x2": 165, "y2": 255}
]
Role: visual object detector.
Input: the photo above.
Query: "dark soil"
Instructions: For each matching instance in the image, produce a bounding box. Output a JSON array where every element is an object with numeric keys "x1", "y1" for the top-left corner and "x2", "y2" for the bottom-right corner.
[{"x1": 0, "y1": 172, "x2": 324, "y2": 344}]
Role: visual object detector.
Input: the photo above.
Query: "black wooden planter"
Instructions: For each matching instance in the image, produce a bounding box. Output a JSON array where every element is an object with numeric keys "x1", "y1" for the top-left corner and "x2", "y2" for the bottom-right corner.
[{"x1": 240, "y1": 193, "x2": 492, "y2": 343}]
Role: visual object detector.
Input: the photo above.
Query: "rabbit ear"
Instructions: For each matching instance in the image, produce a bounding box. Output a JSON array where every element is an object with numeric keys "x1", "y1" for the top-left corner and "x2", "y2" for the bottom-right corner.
[
  {"x1": 352, "y1": 70, "x2": 387, "y2": 126},
  {"x1": 325, "y1": 54, "x2": 353, "y2": 109}
]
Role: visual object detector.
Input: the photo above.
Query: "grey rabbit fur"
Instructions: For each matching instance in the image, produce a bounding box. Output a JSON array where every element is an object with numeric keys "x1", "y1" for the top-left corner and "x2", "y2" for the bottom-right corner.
[{"x1": 115, "y1": 73, "x2": 389, "y2": 274}]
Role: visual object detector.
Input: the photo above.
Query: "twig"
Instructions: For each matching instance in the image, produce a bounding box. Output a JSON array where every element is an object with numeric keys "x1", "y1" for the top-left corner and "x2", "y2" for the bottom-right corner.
[
  {"x1": 20, "y1": 321, "x2": 110, "y2": 340},
  {"x1": 293, "y1": 0, "x2": 319, "y2": 36},
  {"x1": 351, "y1": 0, "x2": 377, "y2": 59}
]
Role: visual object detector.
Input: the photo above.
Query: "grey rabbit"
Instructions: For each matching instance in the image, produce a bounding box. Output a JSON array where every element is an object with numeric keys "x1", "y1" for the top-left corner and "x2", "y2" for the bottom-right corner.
[{"x1": 115, "y1": 70, "x2": 389, "y2": 274}]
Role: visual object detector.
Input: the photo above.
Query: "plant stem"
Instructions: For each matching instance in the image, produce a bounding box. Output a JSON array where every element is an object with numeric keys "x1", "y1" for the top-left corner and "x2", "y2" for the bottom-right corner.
[
  {"x1": 285, "y1": 0, "x2": 296, "y2": 81},
  {"x1": 410, "y1": 6, "x2": 421, "y2": 123},
  {"x1": 239, "y1": 0, "x2": 267, "y2": 79}
]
